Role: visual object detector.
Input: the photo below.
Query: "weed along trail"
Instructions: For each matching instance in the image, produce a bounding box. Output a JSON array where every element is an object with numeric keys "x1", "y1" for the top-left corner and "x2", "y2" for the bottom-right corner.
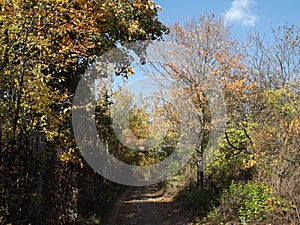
[{"x1": 106, "y1": 184, "x2": 192, "y2": 225}]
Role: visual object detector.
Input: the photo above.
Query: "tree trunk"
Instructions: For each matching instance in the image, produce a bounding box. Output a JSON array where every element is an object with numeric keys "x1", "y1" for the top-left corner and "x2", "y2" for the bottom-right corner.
[{"x1": 197, "y1": 158, "x2": 204, "y2": 190}]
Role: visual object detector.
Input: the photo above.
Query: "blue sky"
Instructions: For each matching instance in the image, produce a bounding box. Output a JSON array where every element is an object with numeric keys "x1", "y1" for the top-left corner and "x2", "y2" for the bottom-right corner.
[
  {"x1": 155, "y1": 0, "x2": 300, "y2": 41},
  {"x1": 114, "y1": 0, "x2": 299, "y2": 91}
]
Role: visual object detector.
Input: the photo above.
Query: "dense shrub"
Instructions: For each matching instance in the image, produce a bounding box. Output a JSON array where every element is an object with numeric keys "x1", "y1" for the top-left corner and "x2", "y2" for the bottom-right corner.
[
  {"x1": 224, "y1": 181, "x2": 271, "y2": 223},
  {"x1": 203, "y1": 181, "x2": 298, "y2": 224}
]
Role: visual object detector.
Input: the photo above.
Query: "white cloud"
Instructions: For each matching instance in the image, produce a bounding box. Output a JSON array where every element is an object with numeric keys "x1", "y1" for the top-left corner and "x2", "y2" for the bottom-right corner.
[{"x1": 223, "y1": 0, "x2": 258, "y2": 26}]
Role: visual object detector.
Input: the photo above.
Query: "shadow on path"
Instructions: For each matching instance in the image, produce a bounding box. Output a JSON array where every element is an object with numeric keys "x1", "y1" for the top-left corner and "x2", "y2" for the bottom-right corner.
[{"x1": 106, "y1": 185, "x2": 192, "y2": 225}]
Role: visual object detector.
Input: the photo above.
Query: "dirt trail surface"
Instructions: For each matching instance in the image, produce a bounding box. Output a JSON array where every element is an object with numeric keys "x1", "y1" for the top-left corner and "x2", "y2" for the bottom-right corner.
[{"x1": 106, "y1": 185, "x2": 192, "y2": 225}]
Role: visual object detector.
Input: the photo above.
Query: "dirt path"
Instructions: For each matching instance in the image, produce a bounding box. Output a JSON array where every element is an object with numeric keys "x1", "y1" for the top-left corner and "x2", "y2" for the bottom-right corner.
[{"x1": 106, "y1": 185, "x2": 192, "y2": 225}]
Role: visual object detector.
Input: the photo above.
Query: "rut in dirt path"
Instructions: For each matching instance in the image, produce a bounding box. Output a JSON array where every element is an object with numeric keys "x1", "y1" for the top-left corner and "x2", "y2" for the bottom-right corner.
[{"x1": 106, "y1": 185, "x2": 191, "y2": 225}]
